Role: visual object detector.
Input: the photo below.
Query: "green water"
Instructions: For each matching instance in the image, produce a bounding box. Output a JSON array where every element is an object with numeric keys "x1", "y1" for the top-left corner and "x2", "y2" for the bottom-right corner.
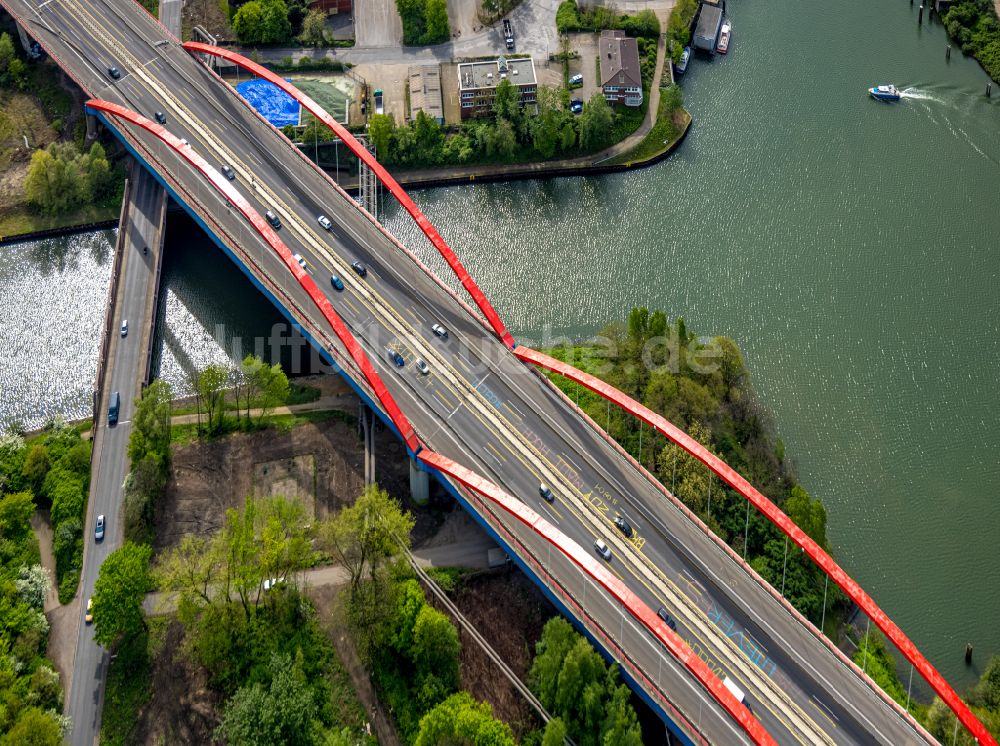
[
  {"x1": 0, "y1": 0, "x2": 997, "y2": 694},
  {"x1": 377, "y1": 0, "x2": 1000, "y2": 690}
]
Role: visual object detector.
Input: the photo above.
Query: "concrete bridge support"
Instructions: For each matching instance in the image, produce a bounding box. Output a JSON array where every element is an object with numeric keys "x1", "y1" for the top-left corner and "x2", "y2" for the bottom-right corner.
[{"x1": 409, "y1": 459, "x2": 429, "y2": 505}]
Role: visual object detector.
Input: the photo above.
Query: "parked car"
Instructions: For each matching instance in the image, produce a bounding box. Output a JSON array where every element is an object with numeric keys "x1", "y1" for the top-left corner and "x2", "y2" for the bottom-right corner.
[
  {"x1": 317, "y1": 214, "x2": 332, "y2": 230},
  {"x1": 431, "y1": 323, "x2": 448, "y2": 339},
  {"x1": 220, "y1": 164, "x2": 235, "y2": 180},
  {"x1": 594, "y1": 539, "x2": 612, "y2": 562},
  {"x1": 330, "y1": 274, "x2": 345, "y2": 291},
  {"x1": 415, "y1": 358, "x2": 430, "y2": 375},
  {"x1": 657, "y1": 606, "x2": 678, "y2": 631},
  {"x1": 387, "y1": 347, "x2": 405, "y2": 367},
  {"x1": 120, "y1": 319, "x2": 128, "y2": 337},
  {"x1": 569, "y1": 73, "x2": 583, "y2": 88},
  {"x1": 154, "y1": 110, "x2": 166, "y2": 124},
  {"x1": 107, "y1": 65, "x2": 121, "y2": 80},
  {"x1": 570, "y1": 99, "x2": 583, "y2": 114},
  {"x1": 85, "y1": 597, "x2": 94, "y2": 624},
  {"x1": 613, "y1": 514, "x2": 633, "y2": 538},
  {"x1": 95, "y1": 514, "x2": 105, "y2": 542},
  {"x1": 262, "y1": 576, "x2": 285, "y2": 591},
  {"x1": 539, "y1": 484, "x2": 554, "y2": 503},
  {"x1": 351, "y1": 261, "x2": 367, "y2": 277}
]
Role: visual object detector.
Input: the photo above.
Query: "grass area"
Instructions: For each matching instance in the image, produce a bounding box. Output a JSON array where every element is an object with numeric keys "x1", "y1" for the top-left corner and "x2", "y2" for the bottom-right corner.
[
  {"x1": 296, "y1": 79, "x2": 352, "y2": 124},
  {"x1": 171, "y1": 409, "x2": 352, "y2": 446},
  {"x1": 171, "y1": 382, "x2": 322, "y2": 416},
  {"x1": 0, "y1": 203, "x2": 119, "y2": 241},
  {"x1": 606, "y1": 102, "x2": 690, "y2": 166},
  {"x1": 101, "y1": 619, "x2": 164, "y2": 746},
  {"x1": 424, "y1": 566, "x2": 471, "y2": 592}
]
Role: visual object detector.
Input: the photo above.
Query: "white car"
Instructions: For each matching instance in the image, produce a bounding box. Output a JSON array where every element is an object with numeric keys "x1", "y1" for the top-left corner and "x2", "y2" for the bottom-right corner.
[
  {"x1": 415, "y1": 358, "x2": 430, "y2": 375},
  {"x1": 293, "y1": 253, "x2": 309, "y2": 272},
  {"x1": 262, "y1": 576, "x2": 285, "y2": 591},
  {"x1": 120, "y1": 319, "x2": 128, "y2": 337},
  {"x1": 179, "y1": 137, "x2": 189, "y2": 147},
  {"x1": 317, "y1": 214, "x2": 332, "y2": 230},
  {"x1": 594, "y1": 539, "x2": 612, "y2": 562},
  {"x1": 431, "y1": 323, "x2": 448, "y2": 339}
]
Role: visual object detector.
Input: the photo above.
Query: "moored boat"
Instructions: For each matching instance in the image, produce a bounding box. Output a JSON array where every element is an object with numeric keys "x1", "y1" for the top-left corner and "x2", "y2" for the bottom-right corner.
[
  {"x1": 676, "y1": 46, "x2": 691, "y2": 75},
  {"x1": 868, "y1": 84, "x2": 901, "y2": 101},
  {"x1": 717, "y1": 20, "x2": 731, "y2": 54}
]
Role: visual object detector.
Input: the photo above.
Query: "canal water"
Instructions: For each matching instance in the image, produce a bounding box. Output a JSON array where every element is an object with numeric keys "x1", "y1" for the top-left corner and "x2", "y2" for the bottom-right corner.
[{"x1": 1, "y1": 0, "x2": 997, "y2": 689}]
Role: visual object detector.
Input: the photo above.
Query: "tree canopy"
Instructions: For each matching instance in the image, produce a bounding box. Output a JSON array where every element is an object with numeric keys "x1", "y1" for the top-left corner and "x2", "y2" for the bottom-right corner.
[
  {"x1": 93, "y1": 541, "x2": 153, "y2": 647},
  {"x1": 414, "y1": 692, "x2": 515, "y2": 746},
  {"x1": 232, "y1": 0, "x2": 292, "y2": 45}
]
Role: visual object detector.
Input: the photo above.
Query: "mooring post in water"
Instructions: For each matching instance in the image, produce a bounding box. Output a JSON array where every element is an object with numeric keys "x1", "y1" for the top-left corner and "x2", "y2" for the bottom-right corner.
[
  {"x1": 965, "y1": 643, "x2": 973, "y2": 664},
  {"x1": 918, "y1": 4, "x2": 924, "y2": 25},
  {"x1": 946, "y1": 44, "x2": 951, "y2": 60}
]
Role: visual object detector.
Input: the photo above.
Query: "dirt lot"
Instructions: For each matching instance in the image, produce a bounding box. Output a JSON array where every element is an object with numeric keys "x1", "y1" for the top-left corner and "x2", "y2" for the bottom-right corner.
[
  {"x1": 181, "y1": 0, "x2": 233, "y2": 42},
  {"x1": 354, "y1": 0, "x2": 403, "y2": 47},
  {"x1": 349, "y1": 62, "x2": 411, "y2": 124},
  {"x1": 155, "y1": 413, "x2": 411, "y2": 552}
]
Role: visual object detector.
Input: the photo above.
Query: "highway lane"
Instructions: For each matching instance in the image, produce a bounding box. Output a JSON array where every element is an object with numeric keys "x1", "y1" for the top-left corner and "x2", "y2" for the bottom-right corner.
[
  {"x1": 13, "y1": 1, "x2": 933, "y2": 742},
  {"x1": 67, "y1": 167, "x2": 162, "y2": 746}
]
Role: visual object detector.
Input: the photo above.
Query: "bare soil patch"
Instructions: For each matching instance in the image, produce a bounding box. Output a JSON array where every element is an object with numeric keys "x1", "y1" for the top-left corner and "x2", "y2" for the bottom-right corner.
[
  {"x1": 133, "y1": 619, "x2": 222, "y2": 745},
  {"x1": 182, "y1": 0, "x2": 233, "y2": 42},
  {"x1": 444, "y1": 569, "x2": 556, "y2": 738},
  {"x1": 155, "y1": 414, "x2": 411, "y2": 552}
]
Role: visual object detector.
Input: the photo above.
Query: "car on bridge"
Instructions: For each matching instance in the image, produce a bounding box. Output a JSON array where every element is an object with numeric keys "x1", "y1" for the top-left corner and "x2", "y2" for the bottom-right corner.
[
  {"x1": 415, "y1": 358, "x2": 430, "y2": 375},
  {"x1": 431, "y1": 323, "x2": 448, "y2": 339},
  {"x1": 594, "y1": 538, "x2": 612, "y2": 562},
  {"x1": 107, "y1": 65, "x2": 121, "y2": 80},
  {"x1": 154, "y1": 110, "x2": 166, "y2": 124},
  {"x1": 293, "y1": 253, "x2": 311, "y2": 273},
  {"x1": 120, "y1": 319, "x2": 128, "y2": 337},
  {"x1": 330, "y1": 274, "x2": 345, "y2": 291},
  {"x1": 220, "y1": 164, "x2": 235, "y2": 181},
  {"x1": 387, "y1": 348, "x2": 405, "y2": 367},
  {"x1": 613, "y1": 514, "x2": 633, "y2": 538},
  {"x1": 351, "y1": 261, "x2": 367, "y2": 277},
  {"x1": 657, "y1": 606, "x2": 678, "y2": 631},
  {"x1": 95, "y1": 514, "x2": 105, "y2": 542},
  {"x1": 317, "y1": 214, "x2": 333, "y2": 230},
  {"x1": 265, "y1": 210, "x2": 281, "y2": 229},
  {"x1": 539, "y1": 483, "x2": 554, "y2": 503}
]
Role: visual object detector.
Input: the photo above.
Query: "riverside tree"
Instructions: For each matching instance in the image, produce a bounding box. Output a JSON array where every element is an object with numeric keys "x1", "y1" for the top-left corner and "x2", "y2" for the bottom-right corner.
[
  {"x1": 578, "y1": 93, "x2": 613, "y2": 151},
  {"x1": 92, "y1": 541, "x2": 153, "y2": 647}
]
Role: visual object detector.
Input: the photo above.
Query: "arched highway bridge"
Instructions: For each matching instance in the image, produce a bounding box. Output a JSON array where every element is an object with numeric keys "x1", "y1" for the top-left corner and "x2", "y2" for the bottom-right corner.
[{"x1": 6, "y1": 0, "x2": 992, "y2": 744}]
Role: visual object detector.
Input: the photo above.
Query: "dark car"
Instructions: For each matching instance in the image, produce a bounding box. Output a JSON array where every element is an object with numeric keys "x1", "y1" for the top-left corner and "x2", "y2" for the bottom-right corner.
[
  {"x1": 108, "y1": 65, "x2": 121, "y2": 80},
  {"x1": 265, "y1": 210, "x2": 281, "y2": 229},
  {"x1": 570, "y1": 99, "x2": 583, "y2": 114},
  {"x1": 330, "y1": 274, "x2": 345, "y2": 291},
  {"x1": 613, "y1": 514, "x2": 633, "y2": 538},
  {"x1": 657, "y1": 606, "x2": 677, "y2": 631},
  {"x1": 387, "y1": 347, "x2": 405, "y2": 367},
  {"x1": 154, "y1": 111, "x2": 166, "y2": 124},
  {"x1": 351, "y1": 261, "x2": 367, "y2": 277},
  {"x1": 220, "y1": 164, "x2": 235, "y2": 180},
  {"x1": 539, "y1": 484, "x2": 554, "y2": 503}
]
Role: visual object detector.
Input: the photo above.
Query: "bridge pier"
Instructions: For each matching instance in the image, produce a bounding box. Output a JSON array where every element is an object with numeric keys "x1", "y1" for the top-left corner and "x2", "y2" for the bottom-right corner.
[
  {"x1": 14, "y1": 22, "x2": 32, "y2": 55},
  {"x1": 86, "y1": 114, "x2": 98, "y2": 142},
  {"x1": 409, "y1": 459, "x2": 429, "y2": 505}
]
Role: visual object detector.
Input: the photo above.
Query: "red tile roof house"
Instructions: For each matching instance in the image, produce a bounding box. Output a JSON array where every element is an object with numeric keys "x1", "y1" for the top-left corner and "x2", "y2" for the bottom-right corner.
[{"x1": 599, "y1": 30, "x2": 643, "y2": 107}]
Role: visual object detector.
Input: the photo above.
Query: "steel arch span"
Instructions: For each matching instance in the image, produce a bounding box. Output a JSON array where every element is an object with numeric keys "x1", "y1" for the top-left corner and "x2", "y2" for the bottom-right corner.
[
  {"x1": 182, "y1": 41, "x2": 516, "y2": 350},
  {"x1": 85, "y1": 99, "x2": 420, "y2": 454},
  {"x1": 417, "y1": 449, "x2": 776, "y2": 746},
  {"x1": 86, "y1": 94, "x2": 776, "y2": 744},
  {"x1": 514, "y1": 345, "x2": 994, "y2": 746},
  {"x1": 177, "y1": 43, "x2": 990, "y2": 745}
]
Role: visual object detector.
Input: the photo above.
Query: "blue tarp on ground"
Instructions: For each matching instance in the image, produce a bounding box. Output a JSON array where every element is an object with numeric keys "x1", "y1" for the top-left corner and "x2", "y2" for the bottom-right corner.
[{"x1": 235, "y1": 78, "x2": 300, "y2": 128}]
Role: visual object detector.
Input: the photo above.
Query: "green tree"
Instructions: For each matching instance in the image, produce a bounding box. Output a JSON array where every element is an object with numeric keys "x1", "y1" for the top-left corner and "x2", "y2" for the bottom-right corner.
[
  {"x1": 233, "y1": 0, "x2": 291, "y2": 44},
  {"x1": 784, "y1": 485, "x2": 829, "y2": 551},
  {"x1": 532, "y1": 86, "x2": 563, "y2": 158},
  {"x1": 412, "y1": 110, "x2": 444, "y2": 164},
  {"x1": 397, "y1": 0, "x2": 427, "y2": 45},
  {"x1": 24, "y1": 146, "x2": 84, "y2": 215},
  {"x1": 412, "y1": 605, "x2": 460, "y2": 706},
  {"x1": 422, "y1": 0, "x2": 450, "y2": 44},
  {"x1": 1, "y1": 707, "x2": 62, "y2": 745},
  {"x1": 92, "y1": 541, "x2": 152, "y2": 647},
  {"x1": 122, "y1": 454, "x2": 168, "y2": 541},
  {"x1": 493, "y1": 117, "x2": 517, "y2": 158},
  {"x1": 0, "y1": 33, "x2": 15, "y2": 75},
  {"x1": 578, "y1": 94, "x2": 613, "y2": 151},
  {"x1": 542, "y1": 717, "x2": 568, "y2": 746},
  {"x1": 298, "y1": 7, "x2": 328, "y2": 46},
  {"x1": 128, "y1": 379, "x2": 172, "y2": 464},
  {"x1": 20, "y1": 444, "x2": 49, "y2": 494},
  {"x1": 492, "y1": 78, "x2": 521, "y2": 123},
  {"x1": 215, "y1": 652, "x2": 316, "y2": 746},
  {"x1": 414, "y1": 692, "x2": 516, "y2": 746},
  {"x1": 251, "y1": 359, "x2": 289, "y2": 424},
  {"x1": 600, "y1": 680, "x2": 643, "y2": 746},
  {"x1": 0, "y1": 491, "x2": 34, "y2": 538},
  {"x1": 368, "y1": 114, "x2": 396, "y2": 160},
  {"x1": 192, "y1": 364, "x2": 229, "y2": 434}
]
